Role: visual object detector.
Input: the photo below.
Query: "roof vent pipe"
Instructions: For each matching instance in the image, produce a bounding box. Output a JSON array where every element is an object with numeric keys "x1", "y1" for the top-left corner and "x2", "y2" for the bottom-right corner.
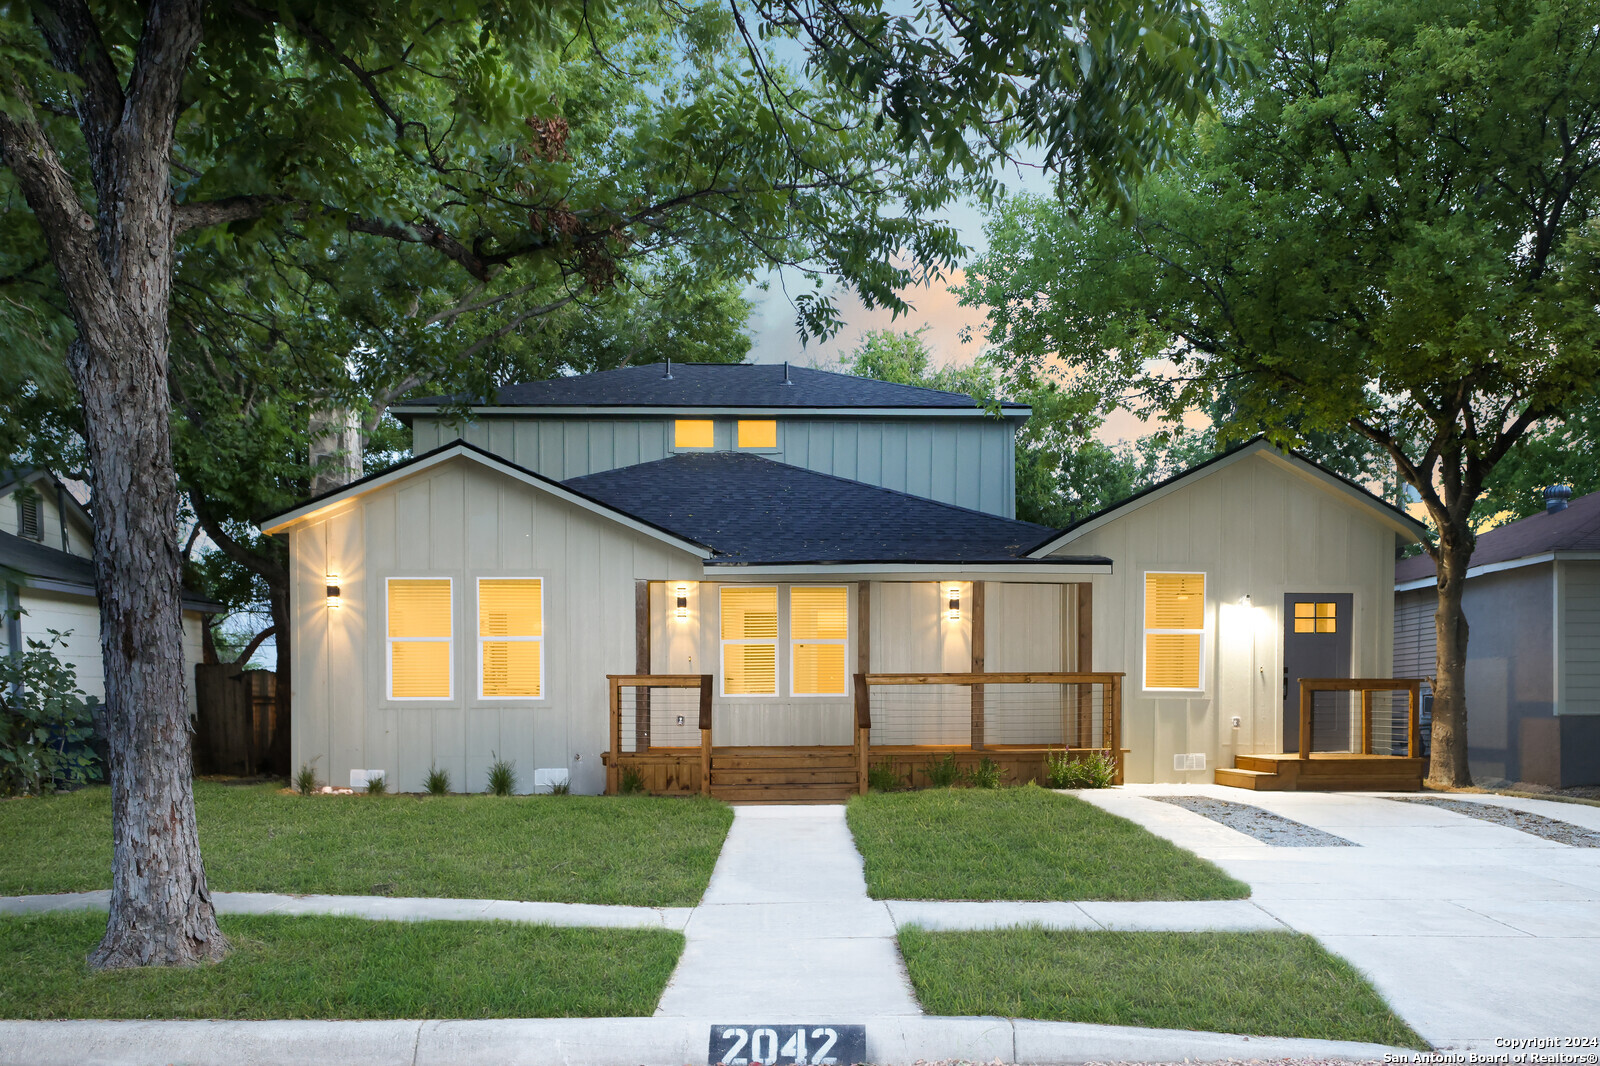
[
  {"x1": 663, "y1": 357, "x2": 672, "y2": 381},
  {"x1": 781, "y1": 360, "x2": 793, "y2": 385},
  {"x1": 1546, "y1": 484, "x2": 1573, "y2": 513}
]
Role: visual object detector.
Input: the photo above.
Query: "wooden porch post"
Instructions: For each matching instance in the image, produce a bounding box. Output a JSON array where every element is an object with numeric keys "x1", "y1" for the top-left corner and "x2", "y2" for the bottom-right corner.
[
  {"x1": 635, "y1": 581, "x2": 651, "y2": 753},
  {"x1": 854, "y1": 673, "x2": 871, "y2": 794},
  {"x1": 1108, "y1": 672, "x2": 1124, "y2": 784},
  {"x1": 970, "y1": 581, "x2": 986, "y2": 750},
  {"x1": 1299, "y1": 680, "x2": 1313, "y2": 759},
  {"x1": 698, "y1": 674, "x2": 714, "y2": 796},
  {"x1": 607, "y1": 677, "x2": 622, "y2": 794},
  {"x1": 1076, "y1": 582, "x2": 1095, "y2": 746},
  {"x1": 1407, "y1": 680, "x2": 1421, "y2": 759},
  {"x1": 1360, "y1": 689, "x2": 1373, "y2": 754}
]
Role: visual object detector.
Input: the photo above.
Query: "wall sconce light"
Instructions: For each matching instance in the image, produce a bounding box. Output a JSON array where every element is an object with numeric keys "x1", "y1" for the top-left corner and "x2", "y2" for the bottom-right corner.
[
  {"x1": 676, "y1": 583, "x2": 689, "y2": 620},
  {"x1": 326, "y1": 573, "x2": 341, "y2": 609},
  {"x1": 946, "y1": 584, "x2": 961, "y2": 621},
  {"x1": 1238, "y1": 593, "x2": 1253, "y2": 609}
]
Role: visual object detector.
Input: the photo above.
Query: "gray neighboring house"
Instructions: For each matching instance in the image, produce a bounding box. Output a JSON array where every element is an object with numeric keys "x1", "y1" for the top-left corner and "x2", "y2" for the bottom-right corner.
[{"x1": 1394, "y1": 486, "x2": 1600, "y2": 787}]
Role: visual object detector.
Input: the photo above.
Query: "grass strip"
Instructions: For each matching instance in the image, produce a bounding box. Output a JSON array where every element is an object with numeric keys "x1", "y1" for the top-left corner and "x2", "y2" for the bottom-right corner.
[
  {"x1": 846, "y1": 785, "x2": 1249, "y2": 900},
  {"x1": 0, "y1": 912, "x2": 682, "y2": 1019},
  {"x1": 898, "y1": 926, "x2": 1426, "y2": 1048},
  {"x1": 0, "y1": 782, "x2": 732, "y2": 906}
]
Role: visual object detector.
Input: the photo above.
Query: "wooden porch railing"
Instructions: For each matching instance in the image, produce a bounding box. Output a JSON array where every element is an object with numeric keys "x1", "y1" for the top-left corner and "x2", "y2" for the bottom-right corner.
[
  {"x1": 1298, "y1": 677, "x2": 1424, "y2": 759},
  {"x1": 855, "y1": 671, "x2": 1126, "y2": 788},
  {"x1": 606, "y1": 674, "x2": 712, "y2": 795}
]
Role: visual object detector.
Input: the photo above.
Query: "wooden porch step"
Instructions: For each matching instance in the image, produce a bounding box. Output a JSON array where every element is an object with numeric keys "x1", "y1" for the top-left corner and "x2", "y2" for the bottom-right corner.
[
  {"x1": 1214, "y1": 767, "x2": 1286, "y2": 790},
  {"x1": 711, "y1": 768, "x2": 858, "y2": 786},
  {"x1": 712, "y1": 784, "x2": 856, "y2": 803}
]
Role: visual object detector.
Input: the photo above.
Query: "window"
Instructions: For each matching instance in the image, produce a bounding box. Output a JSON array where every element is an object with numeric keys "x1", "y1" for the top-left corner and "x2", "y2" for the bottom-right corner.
[
  {"x1": 1294, "y1": 601, "x2": 1337, "y2": 634},
  {"x1": 15, "y1": 493, "x2": 42, "y2": 542},
  {"x1": 791, "y1": 586, "x2": 847, "y2": 695},
  {"x1": 675, "y1": 419, "x2": 714, "y2": 449},
  {"x1": 1143, "y1": 572, "x2": 1205, "y2": 690},
  {"x1": 479, "y1": 578, "x2": 543, "y2": 698},
  {"x1": 388, "y1": 578, "x2": 452, "y2": 699},
  {"x1": 737, "y1": 420, "x2": 777, "y2": 449},
  {"x1": 721, "y1": 586, "x2": 777, "y2": 695}
]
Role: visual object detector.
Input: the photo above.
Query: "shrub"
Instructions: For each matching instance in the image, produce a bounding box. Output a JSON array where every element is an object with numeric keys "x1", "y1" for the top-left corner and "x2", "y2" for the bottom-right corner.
[
  {"x1": 867, "y1": 759, "x2": 904, "y2": 791},
  {"x1": 0, "y1": 629, "x2": 100, "y2": 795},
  {"x1": 921, "y1": 752, "x2": 964, "y2": 788},
  {"x1": 487, "y1": 755, "x2": 517, "y2": 796},
  {"x1": 294, "y1": 762, "x2": 318, "y2": 796},
  {"x1": 548, "y1": 778, "x2": 571, "y2": 795},
  {"x1": 424, "y1": 765, "x2": 451, "y2": 796},
  {"x1": 964, "y1": 756, "x2": 1005, "y2": 789},
  {"x1": 617, "y1": 766, "x2": 646, "y2": 795},
  {"x1": 364, "y1": 772, "x2": 388, "y2": 795},
  {"x1": 1046, "y1": 749, "x2": 1118, "y2": 789}
]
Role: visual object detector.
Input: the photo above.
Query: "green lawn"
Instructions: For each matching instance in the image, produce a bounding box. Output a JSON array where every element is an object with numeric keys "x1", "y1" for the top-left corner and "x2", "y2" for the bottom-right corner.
[
  {"x1": 0, "y1": 912, "x2": 681, "y2": 1019},
  {"x1": 0, "y1": 782, "x2": 731, "y2": 906},
  {"x1": 846, "y1": 785, "x2": 1248, "y2": 900},
  {"x1": 898, "y1": 927, "x2": 1426, "y2": 1048}
]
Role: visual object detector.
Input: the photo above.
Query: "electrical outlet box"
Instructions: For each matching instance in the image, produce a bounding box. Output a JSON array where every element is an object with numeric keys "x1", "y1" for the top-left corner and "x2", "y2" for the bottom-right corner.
[
  {"x1": 1231, "y1": 716, "x2": 1242, "y2": 728},
  {"x1": 676, "y1": 715, "x2": 685, "y2": 726}
]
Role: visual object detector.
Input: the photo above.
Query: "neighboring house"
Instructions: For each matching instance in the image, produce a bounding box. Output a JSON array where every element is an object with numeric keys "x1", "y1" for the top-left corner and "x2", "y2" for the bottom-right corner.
[
  {"x1": 260, "y1": 363, "x2": 1426, "y2": 796},
  {"x1": 1, "y1": 468, "x2": 216, "y2": 716},
  {"x1": 1394, "y1": 486, "x2": 1600, "y2": 787}
]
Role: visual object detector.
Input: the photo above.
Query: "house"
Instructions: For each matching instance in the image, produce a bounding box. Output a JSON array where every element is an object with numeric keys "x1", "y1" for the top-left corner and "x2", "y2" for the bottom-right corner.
[
  {"x1": 259, "y1": 363, "x2": 1428, "y2": 797},
  {"x1": 1, "y1": 468, "x2": 216, "y2": 716},
  {"x1": 1394, "y1": 485, "x2": 1600, "y2": 788}
]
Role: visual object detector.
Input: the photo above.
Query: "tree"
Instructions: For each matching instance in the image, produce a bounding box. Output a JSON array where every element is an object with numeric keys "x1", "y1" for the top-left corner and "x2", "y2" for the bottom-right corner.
[
  {"x1": 960, "y1": 0, "x2": 1600, "y2": 786},
  {"x1": 0, "y1": 0, "x2": 1239, "y2": 968}
]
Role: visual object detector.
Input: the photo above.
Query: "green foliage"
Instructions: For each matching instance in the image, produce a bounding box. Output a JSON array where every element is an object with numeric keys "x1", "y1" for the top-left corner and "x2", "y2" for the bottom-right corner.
[
  {"x1": 486, "y1": 756, "x2": 517, "y2": 797},
  {"x1": 424, "y1": 766, "x2": 451, "y2": 797},
  {"x1": 1476, "y1": 394, "x2": 1600, "y2": 527},
  {"x1": 867, "y1": 760, "x2": 905, "y2": 791},
  {"x1": 963, "y1": 757, "x2": 1006, "y2": 790},
  {"x1": 1046, "y1": 750, "x2": 1119, "y2": 790},
  {"x1": 920, "y1": 753, "x2": 965, "y2": 788},
  {"x1": 547, "y1": 779, "x2": 571, "y2": 796},
  {"x1": 294, "y1": 763, "x2": 318, "y2": 797},
  {"x1": 0, "y1": 629, "x2": 100, "y2": 796},
  {"x1": 617, "y1": 767, "x2": 647, "y2": 795},
  {"x1": 364, "y1": 774, "x2": 388, "y2": 796}
]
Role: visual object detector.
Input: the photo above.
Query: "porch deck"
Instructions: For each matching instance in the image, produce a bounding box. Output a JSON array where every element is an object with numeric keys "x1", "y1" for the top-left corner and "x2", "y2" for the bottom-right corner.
[{"x1": 1215, "y1": 753, "x2": 1426, "y2": 792}]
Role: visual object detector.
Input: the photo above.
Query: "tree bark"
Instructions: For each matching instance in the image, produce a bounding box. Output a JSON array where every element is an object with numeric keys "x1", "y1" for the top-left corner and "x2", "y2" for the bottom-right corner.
[{"x1": 1428, "y1": 520, "x2": 1475, "y2": 788}]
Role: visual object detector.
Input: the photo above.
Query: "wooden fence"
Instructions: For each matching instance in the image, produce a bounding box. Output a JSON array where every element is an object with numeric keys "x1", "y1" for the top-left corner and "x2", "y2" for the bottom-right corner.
[{"x1": 193, "y1": 665, "x2": 281, "y2": 776}]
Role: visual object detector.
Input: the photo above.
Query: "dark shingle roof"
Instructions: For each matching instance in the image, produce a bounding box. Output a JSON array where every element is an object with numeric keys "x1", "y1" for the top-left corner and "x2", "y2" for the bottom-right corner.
[
  {"x1": 1396, "y1": 489, "x2": 1600, "y2": 583},
  {"x1": 402, "y1": 362, "x2": 1026, "y2": 412},
  {"x1": 563, "y1": 453, "x2": 1091, "y2": 565},
  {"x1": 0, "y1": 530, "x2": 223, "y2": 612}
]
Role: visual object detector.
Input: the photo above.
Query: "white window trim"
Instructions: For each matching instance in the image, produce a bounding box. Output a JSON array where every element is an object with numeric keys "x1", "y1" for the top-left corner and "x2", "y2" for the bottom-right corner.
[
  {"x1": 672, "y1": 418, "x2": 717, "y2": 451},
  {"x1": 476, "y1": 576, "x2": 545, "y2": 701},
  {"x1": 386, "y1": 576, "x2": 454, "y2": 702},
  {"x1": 1142, "y1": 570, "x2": 1207, "y2": 693},
  {"x1": 790, "y1": 584, "x2": 849, "y2": 697},
  {"x1": 720, "y1": 585, "x2": 779, "y2": 697}
]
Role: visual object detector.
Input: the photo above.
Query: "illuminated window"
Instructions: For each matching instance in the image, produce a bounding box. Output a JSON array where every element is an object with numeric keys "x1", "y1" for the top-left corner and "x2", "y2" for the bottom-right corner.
[
  {"x1": 1294, "y1": 601, "x2": 1337, "y2": 634},
  {"x1": 388, "y1": 578, "x2": 452, "y2": 699},
  {"x1": 737, "y1": 420, "x2": 777, "y2": 448},
  {"x1": 721, "y1": 586, "x2": 777, "y2": 696},
  {"x1": 479, "y1": 578, "x2": 543, "y2": 698},
  {"x1": 1143, "y1": 572, "x2": 1205, "y2": 690},
  {"x1": 791, "y1": 586, "x2": 847, "y2": 696},
  {"x1": 675, "y1": 419, "x2": 715, "y2": 448}
]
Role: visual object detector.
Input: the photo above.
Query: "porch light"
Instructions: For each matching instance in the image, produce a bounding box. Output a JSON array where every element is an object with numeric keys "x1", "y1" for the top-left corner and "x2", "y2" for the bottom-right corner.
[
  {"x1": 326, "y1": 573, "x2": 341, "y2": 609},
  {"x1": 676, "y1": 583, "x2": 689, "y2": 620},
  {"x1": 947, "y1": 585, "x2": 961, "y2": 621}
]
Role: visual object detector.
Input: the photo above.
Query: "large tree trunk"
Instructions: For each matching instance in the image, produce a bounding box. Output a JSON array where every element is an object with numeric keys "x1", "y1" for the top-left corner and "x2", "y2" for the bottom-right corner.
[{"x1": 1428, "y1": 522, "x2": 1475, "y2": 789}]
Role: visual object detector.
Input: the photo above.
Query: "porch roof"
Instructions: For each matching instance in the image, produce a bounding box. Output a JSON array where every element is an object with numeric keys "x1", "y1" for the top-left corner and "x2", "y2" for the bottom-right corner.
[{"x1": 564, "y1": 453, "x2": 1105, "y2": 568}]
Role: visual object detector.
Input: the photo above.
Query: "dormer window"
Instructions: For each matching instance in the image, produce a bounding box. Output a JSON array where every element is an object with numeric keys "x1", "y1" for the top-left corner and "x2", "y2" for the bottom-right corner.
[
  {"x1": 16, "y1": 493, "x2": 43, "y2": 542},
  {"x1": 674, "y1": 419, "x2": 714, "y2": 449},
  {"x1": 737, "y1": 420, "x2": 777, "y2": 449}
]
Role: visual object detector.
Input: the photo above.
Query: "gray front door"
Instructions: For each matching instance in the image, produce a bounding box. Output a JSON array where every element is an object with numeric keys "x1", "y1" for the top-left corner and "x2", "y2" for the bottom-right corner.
[{"x1": 1282, "y1": 593, "x2": 1353, "y2": 753}]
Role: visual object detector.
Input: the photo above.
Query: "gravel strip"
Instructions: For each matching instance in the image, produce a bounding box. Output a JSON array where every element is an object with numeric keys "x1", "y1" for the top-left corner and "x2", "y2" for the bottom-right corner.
[
  {"x1": 1152, "y1": 796, "x2": 1357, "y2": 847},
  {"x1": 1390, "y1": 796, "x2": 1600, "y2": 846}
]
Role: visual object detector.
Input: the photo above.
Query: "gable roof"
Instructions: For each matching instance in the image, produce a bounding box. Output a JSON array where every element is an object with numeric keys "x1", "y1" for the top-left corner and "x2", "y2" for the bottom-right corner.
[
  {"x1": 0, "y1": 467, "x2": 95, "y2": 546},
  {"x1": 1027, "y1": 437, "x2": 1430, "y2": 557},
  {"x1": 1395, "y1": 488, "x2": 1600, "y2": 585},
  {"x1": 256, "y1": 441, "x2": 715, "y2": 557},
  {"x1": 563, "y1": 452, "x2": 1102, "y2": 567},
  {"x1": 393, "y1": 362, "x2": 1028, "y2": 417},
  {"x1": 0, "y1": 530, "x2": 222, "y2": 613}
]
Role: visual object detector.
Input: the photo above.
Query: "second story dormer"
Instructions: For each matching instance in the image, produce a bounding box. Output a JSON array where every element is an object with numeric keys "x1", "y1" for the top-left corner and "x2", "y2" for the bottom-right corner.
[{"x1": 394, "y1": 361, "x2": 1029, "y2": 518}]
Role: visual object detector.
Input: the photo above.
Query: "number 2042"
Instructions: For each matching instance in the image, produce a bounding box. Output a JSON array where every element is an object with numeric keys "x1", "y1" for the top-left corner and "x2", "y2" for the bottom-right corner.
[{"x1": 710, "y1": 1024, "x2": 865, "y2": 1066}]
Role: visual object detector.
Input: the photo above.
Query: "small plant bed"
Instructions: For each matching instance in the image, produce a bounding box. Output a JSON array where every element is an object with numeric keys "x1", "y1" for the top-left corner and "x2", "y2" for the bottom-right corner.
[
  {"x1": 846, "y1": 785, "x2": 1248, "y2": 901},
  {"x1": 0, "y1": 912, "x2": 682, "y2": 1019},
  {"x1": 0, "y1": 782, "x2": 732, "y2": 906},
  {"x1": 897, "y1": 927, "x2": 1426, "y2": 1049}
]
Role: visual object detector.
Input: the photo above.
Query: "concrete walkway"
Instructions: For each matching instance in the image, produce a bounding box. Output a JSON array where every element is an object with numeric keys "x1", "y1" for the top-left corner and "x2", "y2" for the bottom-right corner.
[{"x1": 1079, "y1": 785, "x2": 1600, "y2": 1050}]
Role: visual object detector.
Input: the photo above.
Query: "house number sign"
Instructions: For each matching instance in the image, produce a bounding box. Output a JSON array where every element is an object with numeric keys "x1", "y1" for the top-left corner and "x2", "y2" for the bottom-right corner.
[{"x1": 708, "y1": 1024, "x2": 866, "y2": 1066}]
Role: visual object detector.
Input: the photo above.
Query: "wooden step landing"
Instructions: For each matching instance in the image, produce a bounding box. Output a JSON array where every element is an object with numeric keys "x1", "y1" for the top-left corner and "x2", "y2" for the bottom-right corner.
[
  {"x1": 709, "y1": 746, "x2": 859, "y2": 804},
  {"x1": 1217, "y1": 753, "x2": 1425, "y2": 792}
]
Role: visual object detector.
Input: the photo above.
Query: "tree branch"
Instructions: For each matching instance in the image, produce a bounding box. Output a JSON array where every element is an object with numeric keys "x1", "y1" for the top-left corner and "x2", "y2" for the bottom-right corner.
[
  {"x1": 229, "y1": 624, "x2": 275, "y2": 668},
  {"x1": 174, "y1": 195, "x2": 293, "y2": 234}
]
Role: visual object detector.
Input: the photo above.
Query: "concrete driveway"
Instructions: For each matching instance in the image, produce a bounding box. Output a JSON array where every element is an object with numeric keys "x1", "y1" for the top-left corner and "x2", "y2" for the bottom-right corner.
[{"x1": 1079, "y1": 785, "x2": 1600, "y2": 1051}]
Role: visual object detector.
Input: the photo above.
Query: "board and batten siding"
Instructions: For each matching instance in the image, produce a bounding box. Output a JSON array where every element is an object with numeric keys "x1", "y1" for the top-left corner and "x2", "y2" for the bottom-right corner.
[
  {"x1": 289, "y1": 456, "x2": 702, "y2": 795},
  {"x1": 411, "y1": 414, "x2": 1018, "y2": 518},
  {"x1": 1052, "y1": 450, "x2": 1399, "y2": 784},
  {"x1": 1560, "y1": 561, "x2": 1600, "y2": 715}
]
